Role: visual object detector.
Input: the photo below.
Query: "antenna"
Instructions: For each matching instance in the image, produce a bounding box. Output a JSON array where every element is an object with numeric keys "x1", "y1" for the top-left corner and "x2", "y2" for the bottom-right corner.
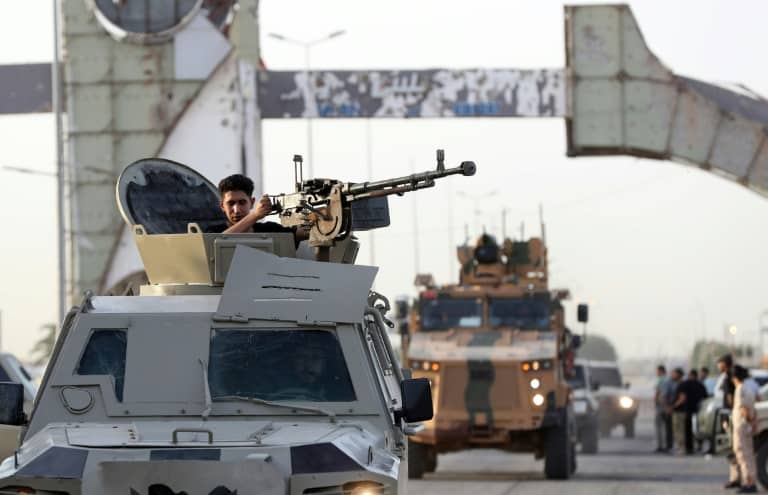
[
  {"x1": 519, "y1": 222, "x2": 525, "y2": 240},
  {"x1": 293, "y1": 154, "x2": 304, "y2": 192},
  {"x1": 539, "y1": 203, "x2": 547, "y2": 243},
  {"x1": 436, "y1": 149, "x2": 445, "y2": 172}
]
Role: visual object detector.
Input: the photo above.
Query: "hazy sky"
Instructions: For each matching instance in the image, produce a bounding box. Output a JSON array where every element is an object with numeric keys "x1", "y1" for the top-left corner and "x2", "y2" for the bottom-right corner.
[{"x1": 2, "y1": 1, "x2": 768, "y2": 362}]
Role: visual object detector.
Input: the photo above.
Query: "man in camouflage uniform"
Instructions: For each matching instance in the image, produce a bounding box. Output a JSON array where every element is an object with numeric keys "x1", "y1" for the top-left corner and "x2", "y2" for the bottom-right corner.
[{"x1": 727, "y1": 365, "x2": 757, "y2": 493}]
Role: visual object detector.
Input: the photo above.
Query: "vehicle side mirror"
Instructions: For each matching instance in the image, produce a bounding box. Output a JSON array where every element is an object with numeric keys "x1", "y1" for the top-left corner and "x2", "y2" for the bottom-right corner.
[
  {"x1": 625, "y1": 382, "x2": 631, "y2": 389},
  {"x1": 395, "y1": 299, "x2": 410, "y2": 319},
  {"x1": 572, "y1": 334, "x2": 582, "y2": 349},
  {"x1": 399, "y1": 321, "x2": 409, "y2": 337},
  {"x1": 591, "y1": 381, "x2": 600, "y2": 392},
  {"x1": 577, "y1": 303, "x2": 589, "y2": 323},
  {"x1": 400, "y1": 378, "x2": 433, "y2": 423},
  {"x1": 395, "y1": 298, "x2": 410, "y2": 337},
  {"x1": 0, "y1": 382, "x2": 25, "y2": 426}
]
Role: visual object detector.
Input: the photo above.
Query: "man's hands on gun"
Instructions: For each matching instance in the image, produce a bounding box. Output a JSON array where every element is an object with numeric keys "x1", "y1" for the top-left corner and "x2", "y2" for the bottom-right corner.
[{"x1": 223, "y1": 194, "x2": 318, "y2": 241}]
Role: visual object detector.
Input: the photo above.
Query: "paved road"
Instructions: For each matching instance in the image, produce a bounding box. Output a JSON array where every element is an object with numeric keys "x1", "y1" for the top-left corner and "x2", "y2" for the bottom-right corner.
[{"x1": 409, "y1": 407, "x2": 733, "y2": 494}]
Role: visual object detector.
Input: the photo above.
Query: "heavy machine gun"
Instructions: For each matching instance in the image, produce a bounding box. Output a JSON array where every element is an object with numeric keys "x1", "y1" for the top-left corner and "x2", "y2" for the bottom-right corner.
[{"x1": 269, "y1": 149, "x2": 476, "y2": 257}]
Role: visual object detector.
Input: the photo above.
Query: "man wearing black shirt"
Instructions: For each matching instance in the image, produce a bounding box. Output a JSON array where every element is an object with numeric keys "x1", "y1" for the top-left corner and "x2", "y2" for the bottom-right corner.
[
  {"x1": 673, "y1": 369, "x2": 708, "y2": 454},
  {"x1": 211, "y1": 174, "x2": 308, "y2": 244}
]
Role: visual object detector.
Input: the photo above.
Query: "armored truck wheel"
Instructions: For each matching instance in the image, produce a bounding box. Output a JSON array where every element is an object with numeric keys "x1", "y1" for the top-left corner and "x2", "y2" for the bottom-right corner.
[
  {"x1": 544, "y1": 409, "x2": 574, "y2": 480},
  {"x1": 581, "y1": 420, "x2": 599, "y2": 454},
  {"x1": 756, "y1": 440, "x2": 768, "y2": 490},
  {"x1": 624, "y1": 420, "x2": 635, "y2": 439},
  {"x1": 408, "y1": 440, "x2": 435, "y2": 479}
]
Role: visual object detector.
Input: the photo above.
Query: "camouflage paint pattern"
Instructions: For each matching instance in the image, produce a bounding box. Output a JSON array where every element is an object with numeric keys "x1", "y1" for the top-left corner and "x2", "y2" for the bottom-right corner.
[{"x1": 405, "y1": 236, "x2": 575, "y2": 454}]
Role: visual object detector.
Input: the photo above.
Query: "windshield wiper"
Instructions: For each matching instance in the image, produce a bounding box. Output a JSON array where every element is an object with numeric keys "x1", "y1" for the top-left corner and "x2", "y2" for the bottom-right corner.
[{"x1": 215, "y1": 395, "x2": 336, "y2": 422}]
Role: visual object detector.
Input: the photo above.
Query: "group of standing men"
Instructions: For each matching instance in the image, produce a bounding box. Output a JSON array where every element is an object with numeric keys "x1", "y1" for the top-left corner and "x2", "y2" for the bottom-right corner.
[
  {"x1": 655, "y1": 355, "x2": 759, "y2": 493},
  {"x1": 654, "y1": 365, "x2": 709, "y2": 455}
]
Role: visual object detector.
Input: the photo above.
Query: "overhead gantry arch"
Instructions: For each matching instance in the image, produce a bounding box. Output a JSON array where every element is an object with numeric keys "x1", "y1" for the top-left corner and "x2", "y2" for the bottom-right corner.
[{"x1": 565, "y1": 4, "x2": 768, "y2": 197}]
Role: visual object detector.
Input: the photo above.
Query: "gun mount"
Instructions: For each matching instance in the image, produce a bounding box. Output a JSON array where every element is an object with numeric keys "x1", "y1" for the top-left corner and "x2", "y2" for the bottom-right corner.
[
  {"x1": 115, "y1": 152, "x2": 474, "y2": 293},
  {"x1": 269, "y1": 149, "x2": 475, "y2": 258}
]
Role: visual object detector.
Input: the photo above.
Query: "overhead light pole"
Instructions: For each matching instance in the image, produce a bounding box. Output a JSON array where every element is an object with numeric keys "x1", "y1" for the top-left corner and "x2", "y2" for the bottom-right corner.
[
  {"x1": 53, "y1": 0, "x2": 65, "y2": 324},
  {"x1": 268, "y1": 29, "x2": 346, "y2": 179}
]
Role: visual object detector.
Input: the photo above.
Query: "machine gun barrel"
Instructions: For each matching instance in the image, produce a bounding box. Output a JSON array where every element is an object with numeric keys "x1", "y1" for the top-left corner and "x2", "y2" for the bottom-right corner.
[{"x1": 346, "y1": 161, "x2": 476, "y2": 200}]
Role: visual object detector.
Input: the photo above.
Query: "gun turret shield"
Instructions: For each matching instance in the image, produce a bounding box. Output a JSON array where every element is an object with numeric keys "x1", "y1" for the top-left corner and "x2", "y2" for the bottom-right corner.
[{"x1": 116, "y1": 158, "x2": 226, "y2": 234}]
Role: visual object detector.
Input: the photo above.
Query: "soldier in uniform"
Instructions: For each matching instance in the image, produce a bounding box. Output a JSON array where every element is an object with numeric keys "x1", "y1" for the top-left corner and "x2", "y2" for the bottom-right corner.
[{"x1": 727, "y1": 365, "x2": 758, "y2": 493}]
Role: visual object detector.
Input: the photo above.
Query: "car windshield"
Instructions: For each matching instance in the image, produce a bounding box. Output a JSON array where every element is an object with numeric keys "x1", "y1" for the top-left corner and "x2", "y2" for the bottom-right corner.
[
  {"x1": 568, "y1": 365, "x2": 586, "y2": 389},
  {"x1": 419, "y1": 297, "x2": 483, "y2": 330},
  {"x1": 488, "y1": 295, "x2": 550, "y2": 329},
  {"x1": 589, "y1": 366, "x2": 623, "y2": 387},
  {"x1": 208, "y1": 329, "x2": 356, "y2": 403}
]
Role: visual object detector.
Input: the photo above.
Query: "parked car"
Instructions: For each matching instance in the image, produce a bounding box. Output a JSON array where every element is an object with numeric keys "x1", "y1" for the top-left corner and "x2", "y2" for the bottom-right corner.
[
  {"x1": 698, "y1": 369, "x2": 768, "y2": 454},
  {"x1": 569, "y1": 359, "x2": 600, "y2": 453},
  {"x1": 0, "y1": 352, "x2": 39, "y2": 460},
  {"x1": 588, "y1": 360, "x2": 638, "y2": 438}
]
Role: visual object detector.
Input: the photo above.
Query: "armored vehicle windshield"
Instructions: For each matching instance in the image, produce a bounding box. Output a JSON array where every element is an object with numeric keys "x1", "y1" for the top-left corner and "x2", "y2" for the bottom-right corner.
[
  {"x1": 488, "y1": 294, "x2": 551, "y2": 329},
  {"x1": 209, "y1": 328, "x2": 356, "y2": 403},
  {"x1": 419, "y1": 296, "x2": 482, "y2": 330},
  {"x1": 419, "y1": 293, "x2": 552, "y2": 331}
]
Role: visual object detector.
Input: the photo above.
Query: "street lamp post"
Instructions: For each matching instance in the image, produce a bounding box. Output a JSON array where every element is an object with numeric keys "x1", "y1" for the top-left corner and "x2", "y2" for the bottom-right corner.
[
  {"x1": 727, "y1": 324, "x2": 738, "y2": 353},
  {"x1": 268, "y1": 30, "x2": 346, "y2": 179},
  {"x1": 53, "y1": 0, "x2": 65, "y2": 324},
  {"x1": 759, "y1": 311, "x2": 768, "y2": 367}
]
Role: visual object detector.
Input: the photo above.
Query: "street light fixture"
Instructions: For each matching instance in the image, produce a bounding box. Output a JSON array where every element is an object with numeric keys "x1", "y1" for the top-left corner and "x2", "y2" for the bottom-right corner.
[{"x1": 268, "y1": 29, "x2": 347, "y2": 179}]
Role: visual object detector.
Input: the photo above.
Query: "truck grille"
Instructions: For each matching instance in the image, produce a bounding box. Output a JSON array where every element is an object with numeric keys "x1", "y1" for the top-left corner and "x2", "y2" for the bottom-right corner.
[{"x1": 441, "y1": 363, "x2": 521, "y2": 410}]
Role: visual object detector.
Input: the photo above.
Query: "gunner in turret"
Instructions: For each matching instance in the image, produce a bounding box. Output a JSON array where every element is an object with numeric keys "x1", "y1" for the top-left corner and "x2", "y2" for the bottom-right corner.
[{"x1": 212, "y1": 174, "x2": 308, "y2": 244}]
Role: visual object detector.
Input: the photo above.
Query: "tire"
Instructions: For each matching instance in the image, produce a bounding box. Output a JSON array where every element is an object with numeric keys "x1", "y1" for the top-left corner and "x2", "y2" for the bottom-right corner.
[
  {"x1": 545, "y1": 409, "x2": 573, "y2": 480},
  {"x1": 424, "y1": 445, "x2": 438, "y2": 473},
  {"x1": 624, "y1": 420, "x2": 635, "y2": 439},
  {"x1": 408, "y1": 440, "x2": 431, "y2": 479},
  {"x1": 757, "y1": 440, "x2": 768, "y2": 490},
  {"x1": 581, "y1": 420, "x2": 599, "y2": 454}
]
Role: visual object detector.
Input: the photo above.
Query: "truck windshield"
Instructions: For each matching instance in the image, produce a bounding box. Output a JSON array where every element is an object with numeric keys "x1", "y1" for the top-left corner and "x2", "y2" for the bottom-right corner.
[
  {"x1": 419, "y1": 297, "x2": 482, "y2": 330},
  {"x1": 568, "y1": 366, "x2": 586, "y2": 389},
  {"x1": 589, "y1": 366, "x2": 623, "y2": 387},
  {"x1": 208, "y1": 329, "x2": 356, "y2": 403},
  {"x1": 488, "y1": 296, "x2": 550, "y2": 329}
]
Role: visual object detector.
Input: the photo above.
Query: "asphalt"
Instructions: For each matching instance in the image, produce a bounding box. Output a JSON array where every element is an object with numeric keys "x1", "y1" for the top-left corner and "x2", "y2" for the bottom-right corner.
[{"x1": 409, "y1": 405, "x2": 737, "y2": 494}]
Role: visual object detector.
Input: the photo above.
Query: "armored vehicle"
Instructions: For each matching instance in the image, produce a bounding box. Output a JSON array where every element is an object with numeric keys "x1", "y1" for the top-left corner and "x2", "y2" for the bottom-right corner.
[
  {"x1": 0, "y1": 153, "x2": 474, "y2": 494},
  {"x1": 569, "y1": 359, "x2": 600, "y2": 454},
  {"x1": 587, "y1": 361, "x2": 638, "y2": 438},
  {"x1": 402, "y1": 233, "x2": 588, "y2": 479}
]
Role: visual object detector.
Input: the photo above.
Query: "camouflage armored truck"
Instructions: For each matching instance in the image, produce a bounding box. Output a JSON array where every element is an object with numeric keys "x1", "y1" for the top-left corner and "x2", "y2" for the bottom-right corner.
[
  {"x1": 402, "y1": 234, "x2": 588, "y2": 479},
  {"x1": 0, "y1": 153, "x2": 474, "y2": 494}
]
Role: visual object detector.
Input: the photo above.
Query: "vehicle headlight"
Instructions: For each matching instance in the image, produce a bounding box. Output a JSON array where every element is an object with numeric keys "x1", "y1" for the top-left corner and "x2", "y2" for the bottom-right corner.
[
  {"x1": 343, "y1": 481, "x2": 386, "y2": 495},
  {"x1": 619, "y1": 396, "x2": 634, "y2": 409},
  {"x1": 530, "y1": 378, "x2": 541, "y2": 389},
  {"x1": 410, "y1": 360, "x2": 440, "y2": 372},
  {"x1": 532, "y1": 393, "x2": 545, "y2": 406}
]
